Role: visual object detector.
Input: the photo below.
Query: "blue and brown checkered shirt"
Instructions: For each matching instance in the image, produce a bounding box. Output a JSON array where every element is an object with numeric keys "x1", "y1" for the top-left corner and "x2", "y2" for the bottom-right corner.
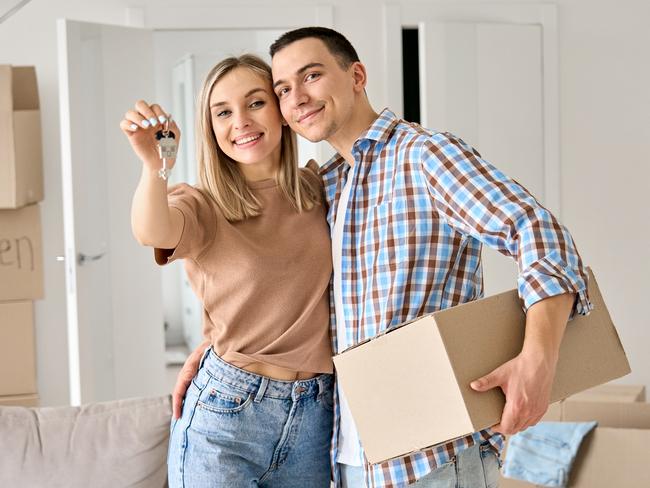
[{"x1": 320, "y1": 109, "x2": 591, "y2": 488}]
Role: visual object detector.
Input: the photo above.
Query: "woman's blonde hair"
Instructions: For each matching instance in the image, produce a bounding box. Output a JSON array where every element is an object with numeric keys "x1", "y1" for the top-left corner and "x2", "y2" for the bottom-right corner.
[{"x1": 195, "y1": 54, "x2": 322, "y2": 221}]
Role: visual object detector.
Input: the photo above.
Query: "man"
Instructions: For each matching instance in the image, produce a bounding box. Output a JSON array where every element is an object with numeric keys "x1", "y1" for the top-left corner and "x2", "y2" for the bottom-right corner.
[{"x1": 267, "y1": 27, "x2": 591, "y2": 488}]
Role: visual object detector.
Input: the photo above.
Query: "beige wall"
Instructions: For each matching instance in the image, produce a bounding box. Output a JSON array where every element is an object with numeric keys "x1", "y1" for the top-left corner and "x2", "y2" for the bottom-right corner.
[{"x1": 1, "y1": 0, "x2": 647, "y2": 406}]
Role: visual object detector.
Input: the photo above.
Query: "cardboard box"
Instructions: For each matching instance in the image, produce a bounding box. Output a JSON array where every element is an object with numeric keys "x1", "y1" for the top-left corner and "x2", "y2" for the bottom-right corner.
[
  {"x1": 566, "y1": 382, "x2": 645, "y2": 403},
  {"x1": 0, "y1": 65, "x2": 43, "y2": 209},
  {"x1": 0, "y1": 204, "x2": 43, "y2": 300},
  {"x1": 0, "y1": 301, "x2": 37, "y2": 396},
  {"x1": 500, "y1": 401, "x2": 650, "y2": 487},
  {"x1": 0, "y1": 393, "x2": 39, "y2": 407},
  {"x1": 333, "y1": 269, "x2": 630, "y2": 464}
]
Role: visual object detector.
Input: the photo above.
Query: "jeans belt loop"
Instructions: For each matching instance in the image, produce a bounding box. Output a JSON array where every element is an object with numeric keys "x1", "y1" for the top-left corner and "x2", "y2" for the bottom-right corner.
[{"x1": 254, "y1": 376, "x2": 269, "y2": 403}]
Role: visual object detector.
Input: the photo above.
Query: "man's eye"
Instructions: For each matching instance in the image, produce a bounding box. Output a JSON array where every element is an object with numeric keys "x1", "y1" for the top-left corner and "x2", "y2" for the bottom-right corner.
[
  {"x1": 277, "y1": 87, "x2": 289, "y2": 97},
  {"x1": 306, "y1": 72, "x2": 320, "y2": 81}
]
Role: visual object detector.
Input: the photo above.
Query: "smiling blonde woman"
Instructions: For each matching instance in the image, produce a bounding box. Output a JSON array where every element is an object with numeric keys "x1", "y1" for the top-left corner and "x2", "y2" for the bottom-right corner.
[{"x1": 120, "y1": 54, "x2": 334, "y2": 488}]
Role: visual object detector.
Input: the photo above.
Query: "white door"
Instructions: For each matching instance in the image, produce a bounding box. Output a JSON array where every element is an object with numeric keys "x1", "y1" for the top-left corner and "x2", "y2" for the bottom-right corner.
[
  {"x1": 57, "y1": 7, "x2": 334, "y2": 404},
  {"x1": 386, "y1": 4, "x2": 560, "y2": 297},
  {"x1": 58, "y1": 19, "x2": 166, "y2": 405}
]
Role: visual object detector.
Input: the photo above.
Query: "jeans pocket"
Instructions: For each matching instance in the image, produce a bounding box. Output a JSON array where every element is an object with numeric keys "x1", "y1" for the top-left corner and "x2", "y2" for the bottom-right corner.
[{"x1": 196, "y1": 375, "x2": 253, "y2": 414}]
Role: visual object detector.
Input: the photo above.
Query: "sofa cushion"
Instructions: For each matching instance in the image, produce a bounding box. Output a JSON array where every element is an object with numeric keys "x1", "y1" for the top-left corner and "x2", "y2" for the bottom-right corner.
[{"x1": 0, "y1": 395, "x2": 171, "y2": 488}]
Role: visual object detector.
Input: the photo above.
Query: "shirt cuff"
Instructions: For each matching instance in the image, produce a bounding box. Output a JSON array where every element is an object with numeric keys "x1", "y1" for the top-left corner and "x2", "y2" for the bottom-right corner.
[{"x1": 519, "y1": 261, "x2": 593, "y2": 319}]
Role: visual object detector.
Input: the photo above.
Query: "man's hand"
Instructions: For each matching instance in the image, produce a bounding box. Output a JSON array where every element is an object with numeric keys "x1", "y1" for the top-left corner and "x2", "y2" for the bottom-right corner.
[
  {"x1": 470, "y1": 292, "x2": 576, "y2": 435},
  {"x1": 172, "y1": 341, "x2": 210, "y2": 420},
  {"x1": 470, "y1": 349, "x2": 556, "y2": 434}
]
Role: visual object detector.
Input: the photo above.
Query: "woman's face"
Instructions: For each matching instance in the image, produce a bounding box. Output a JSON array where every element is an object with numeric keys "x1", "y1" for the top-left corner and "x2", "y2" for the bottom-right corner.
[{"x1": 209, "y1": 67, "x2": 283, "y2": 169}]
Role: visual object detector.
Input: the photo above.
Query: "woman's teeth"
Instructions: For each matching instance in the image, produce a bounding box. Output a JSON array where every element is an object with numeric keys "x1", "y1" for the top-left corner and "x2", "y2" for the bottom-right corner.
[{"x1": 235, "y1": 134, "x2": 262, "y2": 145}]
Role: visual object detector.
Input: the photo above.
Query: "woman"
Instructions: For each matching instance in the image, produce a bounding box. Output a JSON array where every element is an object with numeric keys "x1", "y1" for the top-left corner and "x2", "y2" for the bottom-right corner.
[{"x1": 120, "y1": 54, "x2": 334, "y2": 487}]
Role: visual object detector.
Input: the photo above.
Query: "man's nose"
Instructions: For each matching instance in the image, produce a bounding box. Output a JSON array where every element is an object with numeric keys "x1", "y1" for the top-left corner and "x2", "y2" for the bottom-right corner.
[{"x1": 290, "y1": 86, "x2": 309, "y2": 107}]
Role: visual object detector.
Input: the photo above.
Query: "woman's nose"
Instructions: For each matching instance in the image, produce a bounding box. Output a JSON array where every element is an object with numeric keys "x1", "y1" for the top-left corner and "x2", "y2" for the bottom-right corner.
[{"x1": 233, "y1": 113, "x2": 251, "y2": 130}]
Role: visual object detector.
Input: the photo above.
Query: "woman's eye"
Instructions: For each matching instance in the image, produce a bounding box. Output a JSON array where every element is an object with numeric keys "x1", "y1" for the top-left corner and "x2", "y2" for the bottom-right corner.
[
  {"x1": 250, "y1": 100, "x2": 265, "y2": 109},
  {"x1": 216, "y1": 110, "x2": 231, "y2": 117}
]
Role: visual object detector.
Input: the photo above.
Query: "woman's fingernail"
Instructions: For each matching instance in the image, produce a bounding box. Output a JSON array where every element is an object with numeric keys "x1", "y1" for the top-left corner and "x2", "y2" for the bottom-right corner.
[
  {"x1": 158, "y1": 115, "x2": 167, "y2": 123},
  {"x1": 129, "y1": 123, "x2": 138, "y2": 131},
  {"x1": 141, "y1": 119, "x2": 150, "y2": 128},
  {"x1": 149, "y1": 117, "x2": 158, "y2": 126}
]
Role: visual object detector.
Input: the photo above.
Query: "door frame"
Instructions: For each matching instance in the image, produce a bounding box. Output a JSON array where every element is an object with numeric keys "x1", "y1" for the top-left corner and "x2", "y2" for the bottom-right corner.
[{"x1": 383, "y1": 3, "x2": 561, "y2": 217}]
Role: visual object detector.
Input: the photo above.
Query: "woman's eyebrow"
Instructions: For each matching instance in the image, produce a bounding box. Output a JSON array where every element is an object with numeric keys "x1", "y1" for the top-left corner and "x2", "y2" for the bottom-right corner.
[{"x1": 210, "y1": 88, "x2": 267, "y2": 108}]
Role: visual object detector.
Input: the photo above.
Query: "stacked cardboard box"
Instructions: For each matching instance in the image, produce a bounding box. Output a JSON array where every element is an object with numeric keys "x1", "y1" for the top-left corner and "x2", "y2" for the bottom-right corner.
[
  {"x1": 500, "y1": 383, "x2": 649, "y2": 487},
  {"x1": 0, "y1": 65, "x2": 43, "y2": 407}
]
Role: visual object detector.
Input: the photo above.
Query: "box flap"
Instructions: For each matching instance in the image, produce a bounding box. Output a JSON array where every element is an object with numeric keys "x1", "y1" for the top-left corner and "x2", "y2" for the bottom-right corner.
[
  {"x1": 567, "y1": 383, "x2": 645, "y2": 403},
  {"x1": 11, "y1": 66, "x2": 39, "y2": 111},
  {"x1": 333, "y1": 316, "x2": 473, "y2": 464},
  {"x1": 562, "y1": 401, "x2": 650, "y2": 429}
]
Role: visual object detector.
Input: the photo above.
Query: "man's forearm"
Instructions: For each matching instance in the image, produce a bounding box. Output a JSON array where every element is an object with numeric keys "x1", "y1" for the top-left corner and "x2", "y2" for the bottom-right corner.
[{"x1": 521, "y1": 293, "x2": 576, "y2": 362}]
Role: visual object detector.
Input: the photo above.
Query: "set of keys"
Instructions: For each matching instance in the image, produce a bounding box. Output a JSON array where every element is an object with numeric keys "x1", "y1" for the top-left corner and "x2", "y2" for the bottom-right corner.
[{"x1": 155, "y1": 117, "x2": 178, "y2": 181}]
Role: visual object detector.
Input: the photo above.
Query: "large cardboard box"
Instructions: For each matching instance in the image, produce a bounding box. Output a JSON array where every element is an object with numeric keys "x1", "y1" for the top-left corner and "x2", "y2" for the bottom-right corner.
[
  {"x1": 333, "y1": 269, "x2": 630, "y2": 464},
  {"x1": 0, "y1": 204, "x2": 43, "y2": 300},
  {"x1": 500, "y1": 401, "x2": 650, "y2": 487},
  {"x1": 0, "y1": 393, "x2": 39, "y2": 407},
  {"x1": 0, "y1": 301, "x2": 37, "y2": 396},
  {"x1": 0, "y1": 65, "x2": 43, "y2": 209}
]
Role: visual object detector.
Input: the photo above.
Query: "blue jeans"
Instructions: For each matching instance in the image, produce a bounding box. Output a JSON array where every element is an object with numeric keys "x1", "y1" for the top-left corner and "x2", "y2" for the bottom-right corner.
[
  {"x1": 503, "y1": 421, "x2": 597, "y2": 487},
  {"x1": 168, "y1": 348, "x2": 334, "y2": 487},
  {"x1": 340, "y1": 442, "x2": 499, "y2": 487}
]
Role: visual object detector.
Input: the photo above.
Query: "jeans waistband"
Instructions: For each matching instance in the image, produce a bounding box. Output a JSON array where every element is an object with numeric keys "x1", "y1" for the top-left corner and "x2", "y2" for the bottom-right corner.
[{"x1": 199, "y1": 347, "x2": 334, "y2": 402}]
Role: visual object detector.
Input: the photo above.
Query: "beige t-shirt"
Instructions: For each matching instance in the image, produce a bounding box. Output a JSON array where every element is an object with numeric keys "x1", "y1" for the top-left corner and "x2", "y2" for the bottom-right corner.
[{"x1": 154, "y1": 171, "x2": 333, "y2": 374}]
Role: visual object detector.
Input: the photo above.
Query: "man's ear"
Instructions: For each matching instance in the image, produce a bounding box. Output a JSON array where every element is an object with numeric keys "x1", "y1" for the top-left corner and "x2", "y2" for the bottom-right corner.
[{"x1": 350, "y1": 61, "x2": 368, "y2": 93}]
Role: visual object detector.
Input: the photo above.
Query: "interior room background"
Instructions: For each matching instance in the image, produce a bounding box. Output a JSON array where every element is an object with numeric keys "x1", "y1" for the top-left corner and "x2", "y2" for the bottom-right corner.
[{"x1": 1, "y1": 0, "x2": 647, "y2": 407}]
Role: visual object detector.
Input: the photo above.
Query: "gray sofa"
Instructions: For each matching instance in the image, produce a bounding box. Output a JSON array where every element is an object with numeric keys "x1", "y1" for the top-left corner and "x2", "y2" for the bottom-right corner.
[{"x1": 0, "y1": 395, "x2": 172, "y2": 488}]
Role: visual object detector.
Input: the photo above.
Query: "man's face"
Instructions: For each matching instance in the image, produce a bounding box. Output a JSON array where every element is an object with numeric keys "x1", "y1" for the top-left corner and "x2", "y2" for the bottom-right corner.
[{"x1": 271, "y1": 38, "x2": 357, "y2": 143}]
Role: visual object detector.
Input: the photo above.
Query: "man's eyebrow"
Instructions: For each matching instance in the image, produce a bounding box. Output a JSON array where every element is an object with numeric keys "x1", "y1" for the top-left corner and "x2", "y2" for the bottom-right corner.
[
  {"x1": 272, "y1": 63, "x2": 325, "y2": 90},
  {"x1": 210, "y1": 87, "x2": 266, "y2": 107}
]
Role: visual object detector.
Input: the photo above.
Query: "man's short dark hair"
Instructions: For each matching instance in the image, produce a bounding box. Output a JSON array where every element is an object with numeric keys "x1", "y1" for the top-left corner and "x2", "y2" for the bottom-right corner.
[{"x1": 269, "y1": 27, "x2": 360, "y2": 69}]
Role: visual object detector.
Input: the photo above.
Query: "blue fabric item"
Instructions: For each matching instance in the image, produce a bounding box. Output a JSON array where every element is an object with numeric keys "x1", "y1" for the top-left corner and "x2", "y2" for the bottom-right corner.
[{"x1": 503, "y1": 421, "x2": 597, "y2": 487}]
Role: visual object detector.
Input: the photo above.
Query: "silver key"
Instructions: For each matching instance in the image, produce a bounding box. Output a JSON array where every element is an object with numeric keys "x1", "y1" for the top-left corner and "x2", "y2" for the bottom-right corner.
[
  {"x1": 156, "y1": 118, "x2": 177, "y2": 180},
  {"x1": 158, "y1": 135, "x2": 178, "y2": 159}
]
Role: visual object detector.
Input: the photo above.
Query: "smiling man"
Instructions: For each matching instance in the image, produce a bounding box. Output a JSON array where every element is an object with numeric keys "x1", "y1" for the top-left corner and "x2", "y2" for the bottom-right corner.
[{"x1": 270, "y1": 27, "x2": 591, "y2": 488}]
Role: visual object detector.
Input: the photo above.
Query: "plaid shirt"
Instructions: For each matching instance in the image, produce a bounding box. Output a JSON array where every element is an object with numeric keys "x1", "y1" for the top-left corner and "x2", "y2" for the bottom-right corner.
[{"x1": 321, "y1": 109, "x2": 591, "y2": 488}]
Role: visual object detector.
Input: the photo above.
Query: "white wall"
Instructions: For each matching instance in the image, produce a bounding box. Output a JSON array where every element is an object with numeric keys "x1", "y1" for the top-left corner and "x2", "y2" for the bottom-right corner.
[{"x1": 1, "y1": 0, "x2": 647, "y2": 406}]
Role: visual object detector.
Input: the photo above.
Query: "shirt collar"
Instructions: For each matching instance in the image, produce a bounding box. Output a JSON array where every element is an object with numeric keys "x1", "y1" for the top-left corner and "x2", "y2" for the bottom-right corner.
[{"x1": 318, "y1": 108, "x2": 399, "y2": 177}]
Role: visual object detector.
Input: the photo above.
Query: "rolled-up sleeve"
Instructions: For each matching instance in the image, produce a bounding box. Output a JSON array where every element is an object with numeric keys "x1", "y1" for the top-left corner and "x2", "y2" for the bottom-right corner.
[{"x1": 419, "y1": 132, "x2": 592, "y2": 317}]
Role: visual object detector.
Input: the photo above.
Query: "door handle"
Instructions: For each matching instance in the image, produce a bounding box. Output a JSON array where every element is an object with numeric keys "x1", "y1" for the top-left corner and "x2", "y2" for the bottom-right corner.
[{"x1": 77, "y1": 250, "x2": 107, "y2": 266}]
